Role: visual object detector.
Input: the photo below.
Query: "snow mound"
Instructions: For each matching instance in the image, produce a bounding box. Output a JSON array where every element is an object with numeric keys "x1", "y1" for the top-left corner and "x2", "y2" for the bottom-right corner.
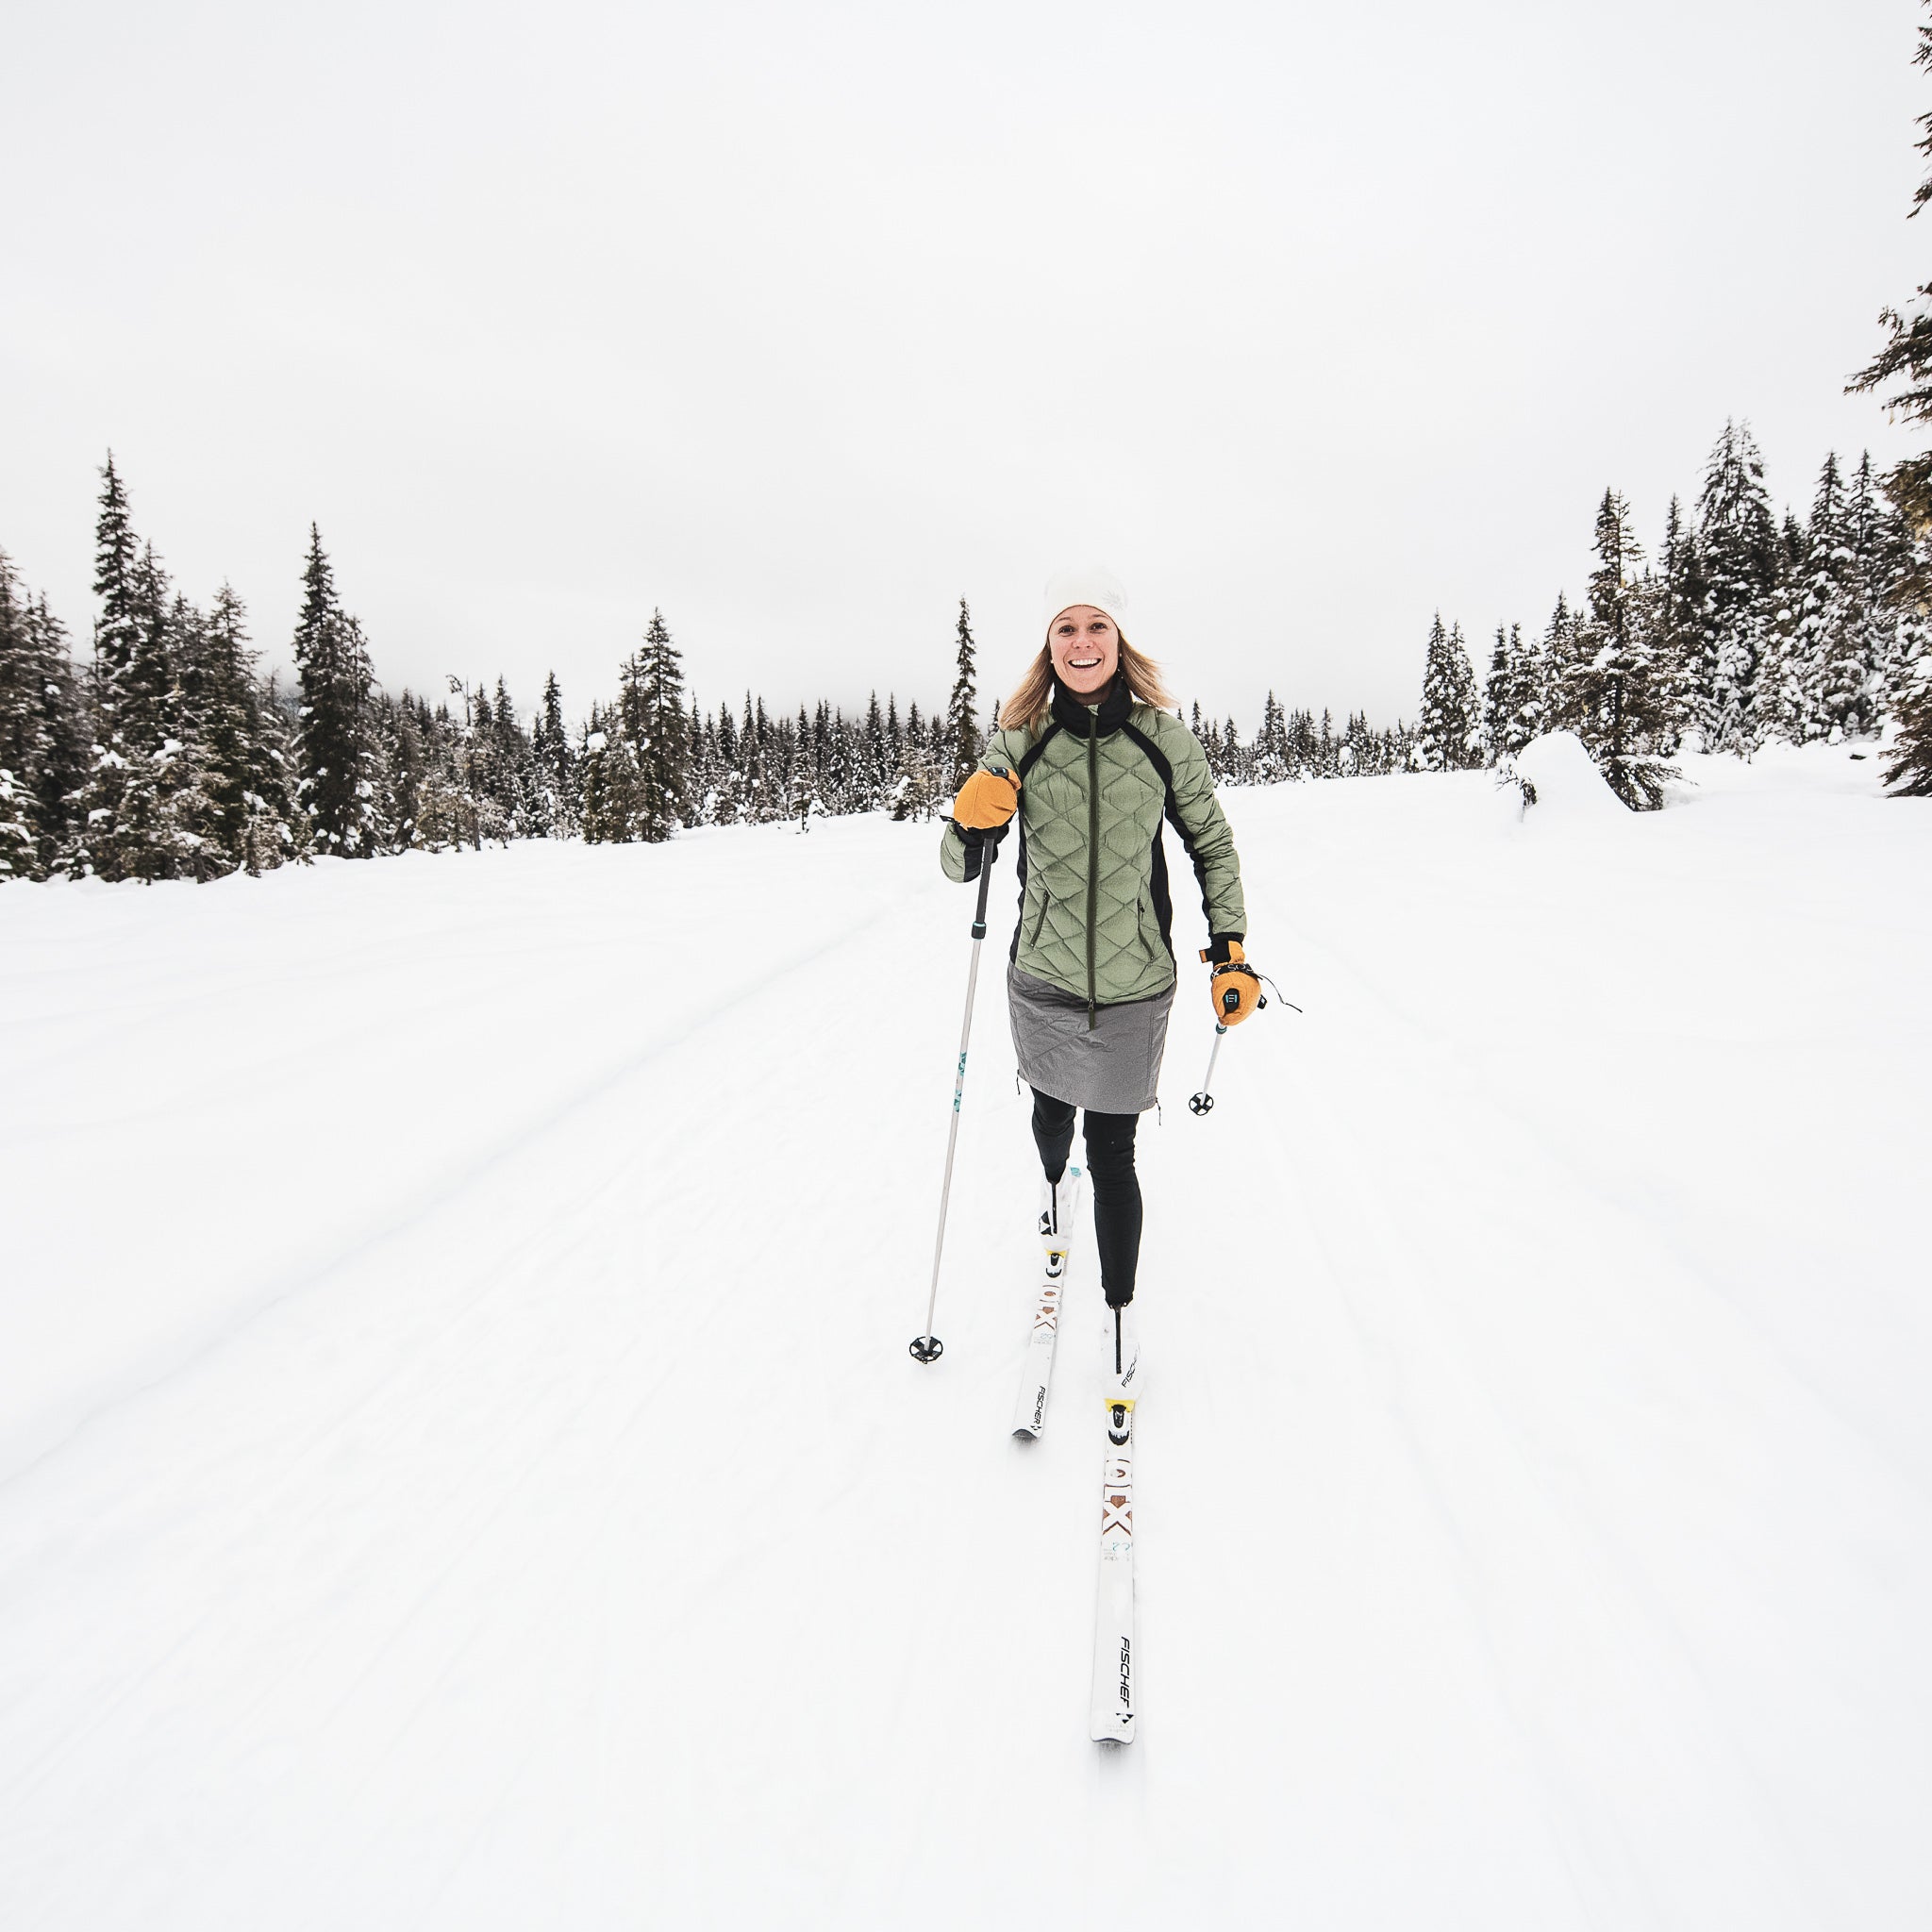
[{"x1": 1508, "y1": 730, "x2": 1626, "y2": 822}]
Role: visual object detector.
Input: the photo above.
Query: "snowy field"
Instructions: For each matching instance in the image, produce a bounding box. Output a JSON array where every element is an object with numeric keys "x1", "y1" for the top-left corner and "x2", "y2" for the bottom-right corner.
[{"x1": 2, "y1": 742, "x2": 1928, "y2": 1930}]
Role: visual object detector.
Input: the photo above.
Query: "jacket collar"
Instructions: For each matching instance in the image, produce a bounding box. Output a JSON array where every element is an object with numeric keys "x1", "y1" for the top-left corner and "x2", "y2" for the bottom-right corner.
[{"x1": 1049, "y1": 670, "x2": 1134, "y2": 738}]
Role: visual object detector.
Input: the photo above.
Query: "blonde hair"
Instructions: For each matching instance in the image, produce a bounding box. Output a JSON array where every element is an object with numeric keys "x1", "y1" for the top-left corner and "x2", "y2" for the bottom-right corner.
[{"x1": 997, "y1": 634, "x2": 1174, "y2": 732}]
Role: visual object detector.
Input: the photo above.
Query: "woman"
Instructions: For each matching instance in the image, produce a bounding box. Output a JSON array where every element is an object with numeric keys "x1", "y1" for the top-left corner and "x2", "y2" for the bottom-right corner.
[{"x1": 940, "y1": 567, "x2": 1259, "y2": 1396}]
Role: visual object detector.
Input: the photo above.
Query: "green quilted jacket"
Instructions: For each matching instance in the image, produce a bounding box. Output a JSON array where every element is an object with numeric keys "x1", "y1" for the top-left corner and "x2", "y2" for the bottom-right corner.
[{"x1": 940, "y1": 675, "x2": 1246, "y2": 1014}]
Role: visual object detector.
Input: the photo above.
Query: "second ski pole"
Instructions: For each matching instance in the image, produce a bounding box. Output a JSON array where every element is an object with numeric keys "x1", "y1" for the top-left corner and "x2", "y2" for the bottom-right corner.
[
  {"x1": 1188, "y1": 1023, "x2": 1228, "y2": 1114},
  {"x1": 1189, "y1": 977, "x2": 1300, "y2": 1114}
]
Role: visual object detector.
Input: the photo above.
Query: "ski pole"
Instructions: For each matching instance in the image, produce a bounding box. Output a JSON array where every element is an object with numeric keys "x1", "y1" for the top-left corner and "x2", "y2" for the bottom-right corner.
[
  {"x1": 1188, "y1": 1024, "x2": 1227, "y2": 1115},
  {"x1": 910, "y1": 809, "x2": 1005, "y2": 1364},
  {"x1": 1189, "y1": 977, "x2": 1300, "y2": 1116}
]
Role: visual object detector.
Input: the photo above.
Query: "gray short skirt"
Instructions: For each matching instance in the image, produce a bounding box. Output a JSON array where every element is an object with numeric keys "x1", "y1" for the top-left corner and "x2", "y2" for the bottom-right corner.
[{"x1": 1007, "y1": 962, "x2": 1176, "y2": 1114}]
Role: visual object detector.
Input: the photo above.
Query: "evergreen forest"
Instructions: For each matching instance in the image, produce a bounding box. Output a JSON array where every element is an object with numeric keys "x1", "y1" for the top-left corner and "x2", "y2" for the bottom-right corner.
[{"x1": 5, "y1": 406, "x2": 1931, "y2": 888}]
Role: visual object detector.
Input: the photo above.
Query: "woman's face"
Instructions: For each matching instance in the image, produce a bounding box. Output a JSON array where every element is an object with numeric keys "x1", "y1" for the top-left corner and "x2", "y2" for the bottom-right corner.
[{"x1": 1048, "y1": 606, "x2": 1120, "y2": 697}]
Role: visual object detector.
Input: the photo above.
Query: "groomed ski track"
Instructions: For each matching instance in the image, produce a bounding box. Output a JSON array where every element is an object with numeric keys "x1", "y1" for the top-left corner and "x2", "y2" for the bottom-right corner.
[{"x1": 3, "y1": 746, "x2": 1928, "y2": 1929}]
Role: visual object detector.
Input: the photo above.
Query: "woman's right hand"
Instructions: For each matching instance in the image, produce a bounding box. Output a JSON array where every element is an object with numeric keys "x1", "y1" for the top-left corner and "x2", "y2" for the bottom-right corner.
[{"x1": 951, "y1": 767, "x2": 1019, "y2": 831}]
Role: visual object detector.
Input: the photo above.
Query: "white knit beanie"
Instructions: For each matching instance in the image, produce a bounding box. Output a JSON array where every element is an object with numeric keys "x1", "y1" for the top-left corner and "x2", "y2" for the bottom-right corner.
[{"x1": 1042, "y1": 565, "x2": 1128, "y2": 640}]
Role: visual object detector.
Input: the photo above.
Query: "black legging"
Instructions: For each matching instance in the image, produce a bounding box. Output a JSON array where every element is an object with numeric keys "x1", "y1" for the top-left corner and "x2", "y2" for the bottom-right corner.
[{"x1": 1030, "y1": 1089, "x2": 1142, "y2": 1307}]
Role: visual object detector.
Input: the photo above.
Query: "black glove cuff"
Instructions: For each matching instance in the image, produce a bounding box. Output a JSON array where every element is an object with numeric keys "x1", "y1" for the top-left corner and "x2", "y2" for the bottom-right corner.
[{"x1": 1204, "y1": 934, "x2": 1245, "y2": 966}]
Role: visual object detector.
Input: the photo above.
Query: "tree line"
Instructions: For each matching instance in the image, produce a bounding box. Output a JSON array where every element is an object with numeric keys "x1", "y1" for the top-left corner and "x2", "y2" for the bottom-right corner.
[
  {"x1": 7, "y1": 413, "x2": 1925, "y2": 886},
  {"x1": 0, "y1": 464, "x2": 1410, "y2": 883},
  {"x1": 1410, "y1": 425, "x2": 1932, "y2": 808}
]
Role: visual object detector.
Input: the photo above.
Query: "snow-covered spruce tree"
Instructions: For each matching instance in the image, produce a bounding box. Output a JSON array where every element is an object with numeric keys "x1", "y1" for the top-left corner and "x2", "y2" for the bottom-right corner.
[
  {"x1": 944, "y1": 598, "x2": 981, "y2": 791},
  {"x1": 1417, "y1": 613, "x2": 1482, "y2": 770},
  {"x1": 710, "y1": 701, "x2": 742, "y2": 824},
  {"x1": 401, "y1": 698, "x2": 454, "y2": 850},
  {"x1": 729, "y1": 693, "x2": 757, "y2": 822},
  {"x1": 75, "y1": 460, "x2": 193, "y2": 880},
  {"x1": 1251, "y1": 691, "x2": 1288, "y2": 783},
  {"x1": 1844, "y1": 11, "x2": 1932, "y2": 791},
  {"x1": 577, "y1": 700, "x2": 635, "y2": 842},
  {"x1": 530, "y1": 671, "x2": 576, "y2": 836},
  {"x1": 370, "y1": 691, "x2": 425, "y2": 853},
  {"x1": 1570, "y1": 487, "x2": 1672, "y2": 808},
  {"x1": 460, "y1": 684, "x2": 510, "y2": 843},
  {"x1": 0, "y1": 556, "x2": 45, "y2": 879},
  {"x1": 1888, "y1": 597, "x2": 1932, "y2": 793},
  {"x1": 1778, "y1": 453, "x2": 1856, "y2": 741},
  {"x1": 806, "y1": 700, "x2": 833, "y2": 815},
  {"x1": 890, "y1": 700, "x2": 933, "y2": 819},
  {"x1": 486, "y1": 677, "x2": 538, "y2": 837},
  {"x1": 1882, "y1": 502, "x2": 1932, "y2": 795},
  {"x1": 727, "y1": 693, "x2": 768, "y2": 824},
  {"x1": 1286, "y1": 706, "x2": 1316, "y2": 778},
  {"x1": 291, "y1": 526, "x2": 379, "y2": 858},
  {"x1": 681, "y1": 695, "x2": 714, "y2": 826},
  {"x1": 1481, "y1": 624, "x2": 1516, "y2": 762},
  {"x1": 1649, "y1": 496, "x2": 1707, "y2": 748},
  {"x1": 593, "y1": 658, "x2": 652, "y2": 842},
  {"x1": 787, "y1": 703, "x2": 821, "y2": 827},
  {"x1": 214, "y1": 584, "x2": 294, "y2": 870},
  {"x1": 1756, "y1": 507, "x2": 1808, "y2": 741},
  {"x1": 1507, "y1": 603, "x2": 1558, "y2": 751},
  {"x1": 1696, "y1": 422, "x2": 1780, "y2": 750},
  {"x1": 858, "y1": 691, "x2": 886, "y2": 811},
  {"x1": 1841, "y1": 453, "x2": 1905, "y2": 739},
  {"x1": 161, "y1": 588, "x2": 238, "y2": 877},
  {"x1": 0, "y1": 551, "x2": 86, "y2": 879},
  {"x1": 1216, "y1": 716, "x2": 1242, "y2": 783},
  {"x1": 768, "y1": 705, "x2": 796, "y2": 819},
  {"x1": 633, "y1": 609, "x2": 687, "y2": 840}
]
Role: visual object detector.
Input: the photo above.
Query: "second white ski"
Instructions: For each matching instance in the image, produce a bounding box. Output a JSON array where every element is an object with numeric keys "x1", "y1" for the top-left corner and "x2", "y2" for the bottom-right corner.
[{"x1": 1011, "y1": 1162, "x2": 1084, "y2": 1439}]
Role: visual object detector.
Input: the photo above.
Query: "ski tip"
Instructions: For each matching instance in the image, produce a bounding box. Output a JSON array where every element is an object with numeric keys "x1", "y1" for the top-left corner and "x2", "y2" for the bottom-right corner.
[{"x1": 1011, "y1": 1424, "x2": 1041, "y2": 1441}]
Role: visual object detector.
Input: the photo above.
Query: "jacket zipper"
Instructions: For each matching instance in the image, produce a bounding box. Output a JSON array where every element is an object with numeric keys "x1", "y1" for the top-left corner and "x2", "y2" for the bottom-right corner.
[{"x1": 1085, "y1": 711, "x2": 1098, "y2": 1030}]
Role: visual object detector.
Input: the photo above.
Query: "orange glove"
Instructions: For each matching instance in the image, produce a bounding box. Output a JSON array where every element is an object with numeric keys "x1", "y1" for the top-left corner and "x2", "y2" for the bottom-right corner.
[
  {"x1": 1200, "y1": 939, "x2": 1262, "y2": 1025},
  {"x1": 952, "y1": 767, "x2": 1020, "y2": 830}
]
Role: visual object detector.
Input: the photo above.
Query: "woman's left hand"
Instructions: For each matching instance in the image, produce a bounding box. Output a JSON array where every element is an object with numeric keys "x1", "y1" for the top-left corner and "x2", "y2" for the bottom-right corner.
[{"x1": 1201, "y1": 940, "x2": 1262, "y2": 1025}]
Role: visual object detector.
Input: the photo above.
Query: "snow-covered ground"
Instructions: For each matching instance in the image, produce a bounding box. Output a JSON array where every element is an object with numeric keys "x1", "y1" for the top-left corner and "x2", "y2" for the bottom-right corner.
[{"x1": 2, "y1": 742, "x2": 1927, "y2": 1930}]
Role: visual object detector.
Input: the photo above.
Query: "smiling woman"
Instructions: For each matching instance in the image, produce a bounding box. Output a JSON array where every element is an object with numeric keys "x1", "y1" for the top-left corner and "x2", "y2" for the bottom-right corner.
[
  {"x1": 997, "y1": 592, "x2": 1173, "y2": 730},
  {"x1": 940, "y1": 566, "x2": 1260, "y2": 1401}
]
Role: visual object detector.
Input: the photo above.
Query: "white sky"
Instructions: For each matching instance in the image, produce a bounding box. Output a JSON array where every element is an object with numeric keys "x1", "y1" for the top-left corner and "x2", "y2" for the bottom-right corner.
[{"x1": 3, "y1": 0, "x2": 1925, "y2": 729}]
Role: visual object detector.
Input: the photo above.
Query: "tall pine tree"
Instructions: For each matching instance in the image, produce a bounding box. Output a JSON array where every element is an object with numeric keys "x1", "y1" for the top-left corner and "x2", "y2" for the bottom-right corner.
[
  {"x1": 1847, "y1": 8, "x2": 1932, "y2": 792},
  {"x1": 0, "y1": 552, "x2": 85, "y2": 880},
  {"x1": 1652, "y1": 494, "x2": 1707, "y2": 748},
  {"x1": 1696, "y1": 421, "x2": 1780, "y2": 750},
  {"x1": 75, "y1": 458, "x2": 189, "y2": 879},
  {"x1": 292, "y1": 526, "x2": 378, "y2": 857},
  {"x1": 1572, "y1": 488, "x2": 1671, "y2": 808},
  {"x1": 944, "y1": 598, "x2": 981, "y2": 790},
  {"x1": 1417, "y1": 613, "x2": 1482, "y2": 771}
]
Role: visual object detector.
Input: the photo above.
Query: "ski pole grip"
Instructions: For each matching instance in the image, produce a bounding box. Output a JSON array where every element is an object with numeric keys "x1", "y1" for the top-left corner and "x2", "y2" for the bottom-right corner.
[
  {"x1": 971, "y1": 832, "x2": 997, "y2": 939},
  {"x1": 969, "y1": 769, "x2": 1008, "y2": 940}
]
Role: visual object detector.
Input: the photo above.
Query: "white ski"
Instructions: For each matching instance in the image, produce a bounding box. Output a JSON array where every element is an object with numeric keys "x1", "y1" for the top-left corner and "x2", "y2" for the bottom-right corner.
[
  {"x1": 1090, "y1": 1394, "x2": 1136, "y2": 1742},
  {"x1": 1011, "y1": 1163, "x2": 1084, "y2": 1439}
]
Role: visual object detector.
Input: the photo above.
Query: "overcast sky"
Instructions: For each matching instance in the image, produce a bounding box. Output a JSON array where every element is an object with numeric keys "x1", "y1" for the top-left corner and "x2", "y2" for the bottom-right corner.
[{"x1": 4, "y1": 0, "x2": 1925, "y2": 728}]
